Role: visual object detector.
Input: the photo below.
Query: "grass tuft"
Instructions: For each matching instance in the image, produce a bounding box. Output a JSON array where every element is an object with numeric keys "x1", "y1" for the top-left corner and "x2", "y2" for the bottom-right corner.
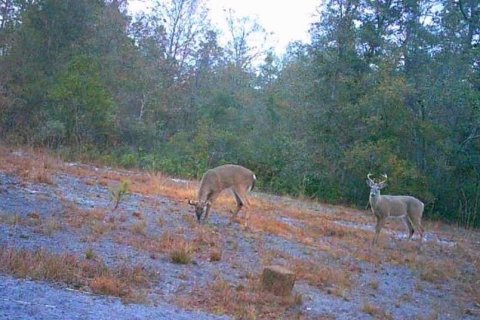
[
  {"x1": 85, "y1": 248, "x2": 95, "y2": 260},
  {"x1": 209, "y1": 249, "x2": 222, "y2": 262},
  {"x1": 361, "y1": 302, "x2": 393, "y2": 319},
  {"x1": 91, "y1": 276, "x2": 130, "y2": 297},
  {"x1": 170, "y1": 241, "x2": 193, "y2": 264},
  {"x1": 131, "y1": 220, "x2": 148, "y2": 236}
]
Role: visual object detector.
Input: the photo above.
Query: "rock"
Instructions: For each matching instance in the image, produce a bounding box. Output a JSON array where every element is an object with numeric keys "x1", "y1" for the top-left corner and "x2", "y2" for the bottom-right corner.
[{"x1": 261, "y1": 265, "x2": 296, "y2": 296}]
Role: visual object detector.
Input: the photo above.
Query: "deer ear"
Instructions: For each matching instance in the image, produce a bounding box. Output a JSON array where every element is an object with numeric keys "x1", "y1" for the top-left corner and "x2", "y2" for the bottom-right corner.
[
  {"x1": 378, "y1": 183, "x2": 387, "y2": 189},
  {"x1": 205, "y1": 201, "x2": 212, "y2": 207},
  {"x1": 188, "y1": 200, "x2": 197, "y2": 206},
  {"x1": 366, "y1": 179, "x2": 373, "y2": 187}
]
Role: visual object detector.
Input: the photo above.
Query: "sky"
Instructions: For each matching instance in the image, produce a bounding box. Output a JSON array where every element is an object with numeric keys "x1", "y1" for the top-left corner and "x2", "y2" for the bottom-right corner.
[{"x1": 128, "y1": 0, "x2": 320, "y2": 55}]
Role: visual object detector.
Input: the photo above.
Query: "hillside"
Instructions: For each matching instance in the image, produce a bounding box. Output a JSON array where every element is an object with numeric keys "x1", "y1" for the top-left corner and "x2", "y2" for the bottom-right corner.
[{"x1": 0, "y1": 146, "x2": 479, "y2": 320}]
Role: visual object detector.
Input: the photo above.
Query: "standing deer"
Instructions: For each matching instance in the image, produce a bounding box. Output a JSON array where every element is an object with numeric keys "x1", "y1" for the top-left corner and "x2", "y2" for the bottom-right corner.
[
  {"x1": 188, "y1": 164, "x2": 256, "y2": 223},
  {"x1": 366, "y1": 173, "x2": 424, "y2": 245}
]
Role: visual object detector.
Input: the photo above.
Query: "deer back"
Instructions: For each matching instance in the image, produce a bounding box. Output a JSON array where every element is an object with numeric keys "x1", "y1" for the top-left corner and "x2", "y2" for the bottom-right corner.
[
  {"x1": 374, "y1": 195, "x2": 423, "y2": 218},
  {"x1": 198, "y1": 164, "x2": 255, "y2": 201},
  {"x1": 402, "y1": 195, "x2": 424, "y2": 217}
]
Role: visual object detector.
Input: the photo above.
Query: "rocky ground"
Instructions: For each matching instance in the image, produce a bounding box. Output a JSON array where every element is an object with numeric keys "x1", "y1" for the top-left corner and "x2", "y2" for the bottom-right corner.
[{"x1": 0, "y1": 147, "x2": 479, "y2": 319}]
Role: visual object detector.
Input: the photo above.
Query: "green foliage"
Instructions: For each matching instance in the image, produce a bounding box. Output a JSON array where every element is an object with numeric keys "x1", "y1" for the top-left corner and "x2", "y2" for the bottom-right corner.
[
  {"x1": 122, "y1": 154, "x2": 140, "y2": 169},
  {"x1": 48, "y1": 54, "x2": 115, "y2": 146},
  {"x1": 37, "y1": 120, "x2": 66, "y2": 148}
]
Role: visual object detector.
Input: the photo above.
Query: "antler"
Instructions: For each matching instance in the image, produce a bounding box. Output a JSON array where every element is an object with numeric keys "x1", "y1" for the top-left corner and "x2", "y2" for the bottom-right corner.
[
  {"x1": 367, "y1": 173, "x2": 388, "y2": 184},
  {"x1": 378, "y1": 173, "x2": 388, "y2": 184},
  {"x1": 367, "y1": 173, "x2": 375, "y2": 184}
]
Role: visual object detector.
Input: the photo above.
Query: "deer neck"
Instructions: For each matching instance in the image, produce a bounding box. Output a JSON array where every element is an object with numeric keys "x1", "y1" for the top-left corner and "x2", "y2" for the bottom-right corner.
[
  {"x1": 198, "y1": 186, "x2": 208, "y2": 203},
  {"x1": 369, "y1": 194, "x2": 381, "y2": 208}
]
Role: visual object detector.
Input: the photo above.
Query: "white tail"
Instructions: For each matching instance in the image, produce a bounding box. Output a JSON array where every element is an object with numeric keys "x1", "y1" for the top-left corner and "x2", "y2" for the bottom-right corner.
[
  {"x1": 366, "y1": 173, "x2": 424, "y2": 245},
  {"x1": 188, "y1": 164, "x2": 256, "y2": 223}
]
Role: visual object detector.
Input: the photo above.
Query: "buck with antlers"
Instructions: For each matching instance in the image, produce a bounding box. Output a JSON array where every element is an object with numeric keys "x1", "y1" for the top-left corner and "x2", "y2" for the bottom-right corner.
[
  {"x1": 366, "y1": 173, "x2": 425, "y2": 245},
  {"x1": 188, "y1": 164, "x2": 256, "y2": 223}
]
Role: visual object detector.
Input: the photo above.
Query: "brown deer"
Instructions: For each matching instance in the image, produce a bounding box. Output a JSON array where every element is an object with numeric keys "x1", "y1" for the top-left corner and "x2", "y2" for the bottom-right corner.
[
  {"x1": 366, "y1": 173, "x2": 425, "y2": 245},
  {"x1": 188, "y1": 164, "x2": 256, "y2": 223}
]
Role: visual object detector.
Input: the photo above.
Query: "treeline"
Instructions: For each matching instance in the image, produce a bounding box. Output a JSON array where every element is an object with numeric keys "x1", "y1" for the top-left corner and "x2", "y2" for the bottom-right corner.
[{"x1": 0, "y1": 0, "x2": 478, "y2": 226}]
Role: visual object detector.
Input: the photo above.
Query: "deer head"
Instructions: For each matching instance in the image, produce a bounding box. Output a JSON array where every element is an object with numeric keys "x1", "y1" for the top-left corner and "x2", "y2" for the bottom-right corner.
[
  {"x1": 188, "y1": 199, "x2": 212, "y2": 222},
  {"x1": 366, "y1": 173, "x2": 388, "y2": 199}
]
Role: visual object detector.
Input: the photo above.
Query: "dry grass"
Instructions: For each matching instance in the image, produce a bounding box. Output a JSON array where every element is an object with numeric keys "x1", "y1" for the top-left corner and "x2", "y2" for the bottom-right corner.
[
  {"x1": 0, "y1": 246, "x2": 156, "y2": 302},
  {"x1": 385, "y1": 242, "x2": 420, "y2": 265},
  {"x1": 311, "y1": 222, "x2": 359, "y2": 239},
  {"x1": 0, "y1": 212, "x2": 24, "y2": 226},
  {"x1": 115, "y1": 230, "x2": 199, "y2": 264},
  {"x1": 115, "y1": 233, "x2": 168, "y2": 254},
  {"x1": 0, "y1": 212, "x2": 62, "y2": 235},
  {"x1": 115, "y1": 221, "x2": 226, "y2": 265},
  {"x1": 91, "y1": 276, "x2": 131, "y2": 297},
  {"x1": 0, "y1": 247, "x2": 86, "y2": 284},
  {"x1": 417, "y1": 258, "x2": 457, "y2": 283},
  {"x1": 351, "y1": 247, "x2": 383, "y2": 265},
  {"x1": 369, "y1": 280, "x2": 380, "y2": 290},
  {"x1": 118, "y1": 224, "x2": 225, "y2": 264},
  {"x1": 131, "y1": 220, "x2": 148, "y2": 236},
  {"x1": 29, "y1": 163, "x2": 55, "y2": 185},
  {"x1": 289, "y1": 258, "x2": 352, "y2": 294},
  {"x1": 0, "y1": 147, "x2": 60, "y2": 185},
  {"x1": 170, "y1": 240, "x2": 193, "y2": 264},
  {"x1": 61, "y1": 203, "x2": 114, "y2": 239},
  {"x1": 128, "y1": 172, "x2": 197, "y2": 203},
  {"x1": 85, "y1": 248, "x2": 96, "y2": 260},
  {"x1": 38, "y1": 216, "x2": 63, "y2": 235},
  {"x1": 62, "y1": 203, "x2": 102, "y2": 228},
  {"x1": 361, "y1": 302, "x2": 393, "y2": 319},
  {"x1": 209, "y1": 249, "x2": 222, "y2": 262},
  {"x1": 177, "y1": 275, "x2": 304, "y2": 320},
  {"x1": 192, "y1": 225, "x2": 222, "y2": 248},
  {"x1": 249, "y1": 214, "x2": 299, "y2": 238}
]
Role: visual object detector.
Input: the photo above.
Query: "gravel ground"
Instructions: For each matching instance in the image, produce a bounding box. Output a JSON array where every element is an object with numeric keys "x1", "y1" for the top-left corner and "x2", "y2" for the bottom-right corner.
[{"x1": 0, "y1": 275, "x2": 228, "y2": 320}]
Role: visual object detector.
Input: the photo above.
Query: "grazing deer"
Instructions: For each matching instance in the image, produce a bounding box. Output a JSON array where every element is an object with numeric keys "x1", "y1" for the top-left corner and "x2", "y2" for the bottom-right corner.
[
  {"x1": 188, "y1": 164, "x2": 256, "y2": 223},
  {"x1": 366, "y1": 173, "x2": 424, "y2": 245}
]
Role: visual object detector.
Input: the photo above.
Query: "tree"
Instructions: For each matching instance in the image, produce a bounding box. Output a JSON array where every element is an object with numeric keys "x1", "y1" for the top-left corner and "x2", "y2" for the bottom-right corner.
[
  {"x1": 223, "y1": 8, "x2": 270, "y2": 71},
  {"x1": 48, "y1": 55, "x2": 115, "y2": 146}
]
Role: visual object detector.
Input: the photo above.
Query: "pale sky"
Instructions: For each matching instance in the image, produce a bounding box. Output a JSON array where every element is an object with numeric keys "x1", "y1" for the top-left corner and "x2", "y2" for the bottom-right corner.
[{"x1": 128, "y1": 0, "x2": 320, "y2": 55}]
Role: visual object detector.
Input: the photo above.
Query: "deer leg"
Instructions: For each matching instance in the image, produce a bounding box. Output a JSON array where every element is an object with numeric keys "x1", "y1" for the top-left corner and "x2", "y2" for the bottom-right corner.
[
  {"x1": 243, "y1": 189, "x2": 251, "y2": 206},
  {"x1": 240, "y1": 189, "x2": 251, "y2": 226},
  {"x1": 204, "y1": 192, "x2": 220, "y2": 222},
  {"x1": 405, "y1": 216, "x2": 415, "y2": 240},
  {"x1": 232, "y1": 190, "x2": 244, "y2": 217},
  {"x1": 411, "y1": 215, "x2": 424, "y2": 240},
  {"x1": 373, "y1": 217, "x2": 385, "y2": 245},
  {"x1": 232, "y1": 189, "x2": 251, "y2": 227},
  {"x1": 204, "y1": 202, "x2": 212, "y2": 221}
]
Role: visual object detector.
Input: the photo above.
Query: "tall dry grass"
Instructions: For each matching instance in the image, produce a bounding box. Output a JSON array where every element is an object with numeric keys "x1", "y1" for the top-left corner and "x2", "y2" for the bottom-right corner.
[{"x1": 0, "y1": 246, "x2": 156, "y2": 302}]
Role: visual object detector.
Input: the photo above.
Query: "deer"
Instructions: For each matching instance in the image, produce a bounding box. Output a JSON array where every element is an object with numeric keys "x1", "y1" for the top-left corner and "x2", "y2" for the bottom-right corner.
[
  {"x1": 366, "y1": 173, "x2": 425, "y2": 245},
  {"x1": 188, "y1": 164, "x2": 256, "y2": 224}
]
